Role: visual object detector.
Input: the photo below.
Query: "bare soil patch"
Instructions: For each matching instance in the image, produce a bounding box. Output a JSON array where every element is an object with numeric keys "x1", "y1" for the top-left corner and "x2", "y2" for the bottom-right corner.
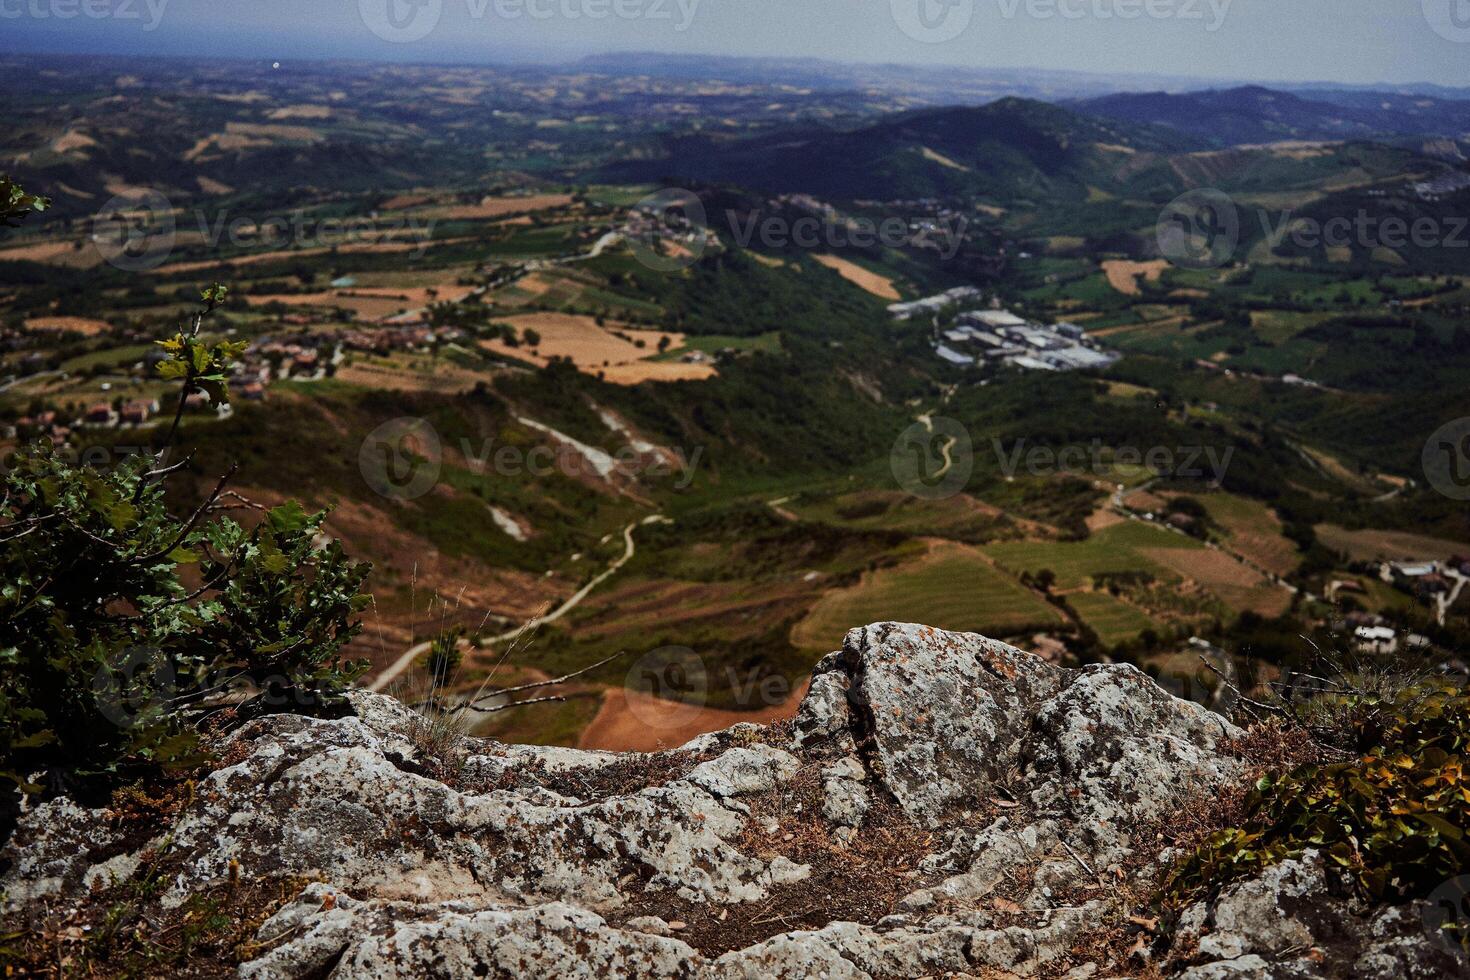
[
  {"x1": 1102, "y1": 259, "x2": 1168, "y2": 296},
  {"x1": 243, "y1": 284, "x2": 472, "y2": 319},
  {"x1": 24, "y1": 316, "x2": 111, "y2": 336},
  {"x1": 438, "y1": 193, "x2": 574, "y2": 220},
  {"x1": 0, "y1": 239, "x2": 100, "y2": 266},
  {"x1": 577, "y1": 680, "x2": 809, "y2": 753},
  {"x1": 481, "y1": 312, "x2": 712, "y2": 384},
  {"x1": 1315, "y1": 524, "x2": 1470, "y2": 562},
  {"x1": 1140, "y1": 546, "x2": 1289, "y2": 617}
]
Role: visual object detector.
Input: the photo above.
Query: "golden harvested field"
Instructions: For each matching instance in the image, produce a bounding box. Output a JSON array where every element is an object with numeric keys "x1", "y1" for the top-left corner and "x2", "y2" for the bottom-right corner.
[
  {"x1": 1102, "y1": 259, "x2": 1169, "y2": 296},
  {"x1": 0, "y1": 239, "x2": 103, "y2": 267},
  {"x1": 266, "y1": 105, "x2": 332, "y2": 120},
  {"x1": 599, "y1": 361, "x2": 716, "y2": 384},
  {"x1": 437, "y1": 193, "x2": 574, "y2": 220},
  {"x1": 225, "y1": 122, "x2": 323, "y2": 141},
  {"x1": 244, "y1": 284, "x2": 474, "y2": 319},
  {"x1": 333, "y1": 356, "x2": 489, "y2": 394},
  {"x1": 379, "y1": 193, "x2": 434, "y2": 211},
  {"x1": 51, "y1": 130, "x2": 98, "y2": 153},
  {"x1": 812, "y1": 254, "x2": 900, "y2": 299},
  {"x1": 24, "y1": 316, "x2": 111, "y2": 336},
  {"x1": 154, "y1": 236, "x2": 465, "y2": 275},
  {"x1": 481, "y1": 312, "x2": 715, "y2": 385}
]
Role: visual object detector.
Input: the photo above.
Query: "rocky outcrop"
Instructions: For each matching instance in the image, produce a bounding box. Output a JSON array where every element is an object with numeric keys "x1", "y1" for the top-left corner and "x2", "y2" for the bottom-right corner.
[{"x1": 3, "y1": 624, "x2": 1460, "y2": 978}]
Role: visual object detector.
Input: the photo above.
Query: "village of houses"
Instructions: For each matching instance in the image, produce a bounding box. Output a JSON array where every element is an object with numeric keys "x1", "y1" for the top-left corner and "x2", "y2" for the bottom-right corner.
[{"x1": 4, "y1": 299, "x2": 466, "y2": 448}]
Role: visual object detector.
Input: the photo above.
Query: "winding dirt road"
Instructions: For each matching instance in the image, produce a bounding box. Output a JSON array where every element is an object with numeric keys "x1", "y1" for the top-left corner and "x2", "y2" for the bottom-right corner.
[{"x1": 367, "y1": 514, "x2": 663, "y2": 692}]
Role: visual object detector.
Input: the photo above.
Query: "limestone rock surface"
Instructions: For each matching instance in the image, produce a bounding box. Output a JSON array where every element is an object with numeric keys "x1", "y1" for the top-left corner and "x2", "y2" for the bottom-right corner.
[{"x1": 4, "y1": 623, "x2": 1457, "y2": 978}]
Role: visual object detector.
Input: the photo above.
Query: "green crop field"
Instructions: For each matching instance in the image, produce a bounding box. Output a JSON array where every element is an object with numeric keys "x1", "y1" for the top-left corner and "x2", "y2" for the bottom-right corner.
[
  {"x1": 983, "y1": 521, "x2": 1201, "y2": 591},
  {"x1": 1069, "y1": 590, "x2": 1160, "y2": 647},
  {"x1": 790, "y1": 544, "x2": 1063, "y2": 651}
]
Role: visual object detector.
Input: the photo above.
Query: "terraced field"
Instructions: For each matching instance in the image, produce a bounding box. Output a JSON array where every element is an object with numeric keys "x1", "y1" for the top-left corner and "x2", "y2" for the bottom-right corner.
[
  {"x1": 789, "y1": 541, "x2": 1062, "y2": 651},
  {"x1": 1199, "y1": 492, "x2": 1300, "y2": 577},
  {"x1": 1069, "y1": 591, "x2": 1160, "y2": 647},
  {"x1": 983, "y1": 520, "x2": 1200, "y2": 591}
]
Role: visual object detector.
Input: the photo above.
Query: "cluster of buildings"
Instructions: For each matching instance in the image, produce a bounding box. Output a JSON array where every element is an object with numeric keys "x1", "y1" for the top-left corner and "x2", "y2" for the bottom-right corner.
[
  {"x1": 8, "y1": 409, "x2": 69, "y2": 445},
  {"x1": 933, "y1": 308, "x2": 1121, "y2": 373},
  {"x1": 1341, "y1": 612, "x2": 1432, "y2": 657},
  {"x1": 337, "y1": 322, "x2": 464, "y2": 355},
  {"x1": 1413, "y1": 170, "x2": 1470, "y2": 201},
  {"x1": 887, "y1": 286, "x2": 983, "y2": 321},
  {"x1": 622, "y1": 202, "x2": 712, "y2": 256},
  {"x1": 1381, "y1": 557, "x2": 1470, "y2": 600},
  {"x1": 8, "y1": 395, "x2": 164, "y2": 443}
]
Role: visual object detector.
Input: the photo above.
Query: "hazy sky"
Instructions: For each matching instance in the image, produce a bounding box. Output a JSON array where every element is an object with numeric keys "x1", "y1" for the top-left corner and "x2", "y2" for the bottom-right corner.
[{"x1": 2, "y1": 0, "x2": 1465, "y2": 86}]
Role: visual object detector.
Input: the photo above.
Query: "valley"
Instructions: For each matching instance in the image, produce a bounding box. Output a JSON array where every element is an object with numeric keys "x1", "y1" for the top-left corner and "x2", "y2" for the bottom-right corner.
[{"x1": 3, "y1": 52, "x2": 1469, "y2": 751}]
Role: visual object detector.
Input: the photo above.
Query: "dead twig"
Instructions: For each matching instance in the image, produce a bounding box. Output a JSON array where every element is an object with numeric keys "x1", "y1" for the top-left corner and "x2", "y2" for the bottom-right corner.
[{"x1": 1060, "y1": 837, "x2": 1096, "y2": 879}]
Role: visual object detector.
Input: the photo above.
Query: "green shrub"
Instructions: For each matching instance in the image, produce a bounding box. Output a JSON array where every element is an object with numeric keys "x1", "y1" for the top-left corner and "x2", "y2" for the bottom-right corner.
[
  {"x1": 0, "y1": 432, "x2": 370, "y2": 801},
  {"x1": 0, "y1": 195, "x2": 370, "y2": 802},
  {"x1": 1163, "y1": 684, "x2": 1470, "y2": 934}
]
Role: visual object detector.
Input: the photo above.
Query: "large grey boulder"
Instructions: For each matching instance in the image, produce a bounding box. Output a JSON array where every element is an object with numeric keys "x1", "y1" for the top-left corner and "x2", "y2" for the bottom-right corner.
[{"x1": 2, "y1": 623, "x2": 1454, "y2": 978}]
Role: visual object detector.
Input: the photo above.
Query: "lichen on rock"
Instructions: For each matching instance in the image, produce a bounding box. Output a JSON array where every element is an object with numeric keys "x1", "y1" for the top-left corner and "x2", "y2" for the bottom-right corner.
[{"x1": 3, "y1": 623, "x2": 1458, "y2": 978}]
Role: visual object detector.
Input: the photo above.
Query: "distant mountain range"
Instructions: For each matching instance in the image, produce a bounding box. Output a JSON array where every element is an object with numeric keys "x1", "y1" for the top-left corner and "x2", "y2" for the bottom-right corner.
[
  {"x1": 1071, "y1": 85, "x2": 1470, "y2": 150},
  {"x1": 579, "y1": 52, "x2": 1470, "y2": 106},
  {"x1": 576, "y1": 52, "x2": 1228, "y2": 103},
  {"x1": 601, "y1": 97, "x2": 1192, "y2": 203},
  {"x1": 601, "y1": 95, "x2": 1447, "y2": 207}
]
